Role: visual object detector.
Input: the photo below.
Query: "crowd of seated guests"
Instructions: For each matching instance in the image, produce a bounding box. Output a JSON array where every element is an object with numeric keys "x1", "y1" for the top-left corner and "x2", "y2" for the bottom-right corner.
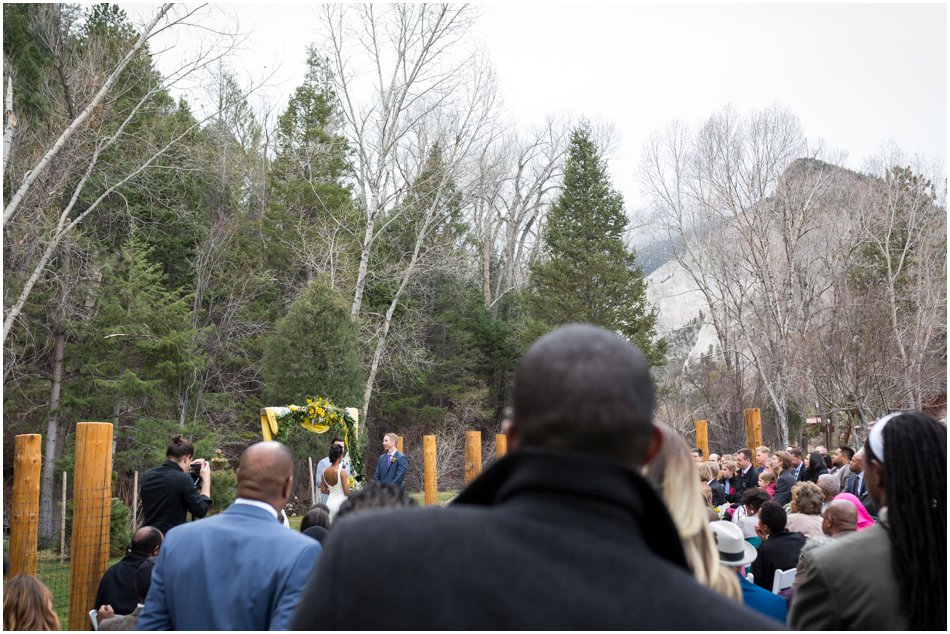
[{"x1": 6, "y1": 412, "x2": 942, "y2": 633}]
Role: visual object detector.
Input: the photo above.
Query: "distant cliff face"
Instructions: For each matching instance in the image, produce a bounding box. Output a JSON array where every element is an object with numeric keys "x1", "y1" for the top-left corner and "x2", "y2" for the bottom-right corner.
[{"x1": 645, "y1": 258, "x2": 720, "y2": 365}]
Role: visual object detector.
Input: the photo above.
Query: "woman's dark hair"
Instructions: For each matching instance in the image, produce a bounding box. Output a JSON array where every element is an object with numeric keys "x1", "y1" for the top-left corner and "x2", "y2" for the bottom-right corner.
[
  {"x1": 865, "y1": 412, "x2": 946, "y2": 630},
  {"x1": 300, "y1": 506, "x2": 330, "y2": 532},
  {"x1": 328, "y1": 443, "x2": 344, "y2": 464},
  {"x1": 740, "y1": 487, "x2": 771, "y2": 513},
  {"x1": 166, "y1": 435, "x2": 194, "y2": 460},
  {"x1": 802, "y1": 451, "x2": 828, "y2": 482}
]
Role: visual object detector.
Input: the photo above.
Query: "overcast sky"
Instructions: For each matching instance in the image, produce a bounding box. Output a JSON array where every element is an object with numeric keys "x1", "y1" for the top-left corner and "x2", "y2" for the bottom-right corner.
[{"x1": 120, "y1": 2, "x2": 948, "y2": 216}]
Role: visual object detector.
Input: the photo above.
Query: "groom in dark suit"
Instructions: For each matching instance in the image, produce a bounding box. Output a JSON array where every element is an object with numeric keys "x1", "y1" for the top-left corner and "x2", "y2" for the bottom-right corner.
[{"x1": 373, "y1": 432, "x2": 408, "y2": 487}]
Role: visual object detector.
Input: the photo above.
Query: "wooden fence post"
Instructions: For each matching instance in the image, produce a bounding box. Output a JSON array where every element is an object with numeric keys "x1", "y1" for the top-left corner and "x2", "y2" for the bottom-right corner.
[
  {"x1": 495, "y1": 434, "x2": 507, "y2": 459},
  {"x1": 60, "y1": 471, "x2": 67, "y2": 564},
  {"x1": 9, "y1": 434, "x2": 42, "y2": 577},
  {"x1": 744, "y1": 408, "x2": 762, "y2": 449},
  {"x1": 68, "y1": 422, "x2": 113, "y2": 631},
  {"x1": 465, "y1": 431, "x2": 482, "y2": 485},
  {"x1": 695, "y1": 420, "x2": 709, "y2": 459},
  {"x1": 396, "y1": 436, "x2": 404, "y2": 453},
  {"x1": 423, "y1": 435, "x2": 437, "y2": 506}
]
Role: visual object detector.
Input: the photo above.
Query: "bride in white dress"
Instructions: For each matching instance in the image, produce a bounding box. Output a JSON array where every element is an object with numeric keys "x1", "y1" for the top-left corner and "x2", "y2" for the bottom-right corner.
[{"x1": 321, "y1": 443, "x2": 350, "y2": 523}]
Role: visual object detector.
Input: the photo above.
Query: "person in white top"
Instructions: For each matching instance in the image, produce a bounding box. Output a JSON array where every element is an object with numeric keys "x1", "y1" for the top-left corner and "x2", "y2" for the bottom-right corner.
[{"x1": 321, "y1": 443, "x2": 350, "y2": 522}]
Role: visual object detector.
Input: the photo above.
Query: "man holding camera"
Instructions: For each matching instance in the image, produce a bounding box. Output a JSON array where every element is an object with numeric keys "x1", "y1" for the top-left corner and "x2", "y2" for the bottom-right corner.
[{"x1": 141, "y1": 435, "x2": 211, "y2": 535}]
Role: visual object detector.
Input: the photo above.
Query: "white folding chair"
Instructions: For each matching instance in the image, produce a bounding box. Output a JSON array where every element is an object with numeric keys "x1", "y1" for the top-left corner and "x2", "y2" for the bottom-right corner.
[{"x1": 771, "y1": 567, "x2": 796, "y2": 593}]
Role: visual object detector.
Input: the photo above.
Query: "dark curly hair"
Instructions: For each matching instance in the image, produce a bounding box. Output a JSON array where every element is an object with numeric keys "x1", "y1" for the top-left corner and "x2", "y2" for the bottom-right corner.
[
  {"x1": 335, "y1": 483, "x2": 415, "y2": 521},
  {"x1": 740, "y1": 487, "x2": 771, "y2": 513}
]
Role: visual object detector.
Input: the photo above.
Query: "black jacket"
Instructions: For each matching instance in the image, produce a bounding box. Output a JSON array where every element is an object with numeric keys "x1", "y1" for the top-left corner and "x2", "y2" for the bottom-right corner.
[
  {"x1": 734, "y1": 465, "x2": 759, "y2": 501},
  {"x1": 751, "y1": 529, "x2": 807, "y2": 591},
  {"x1": 710, "y1": 479, "x2": 727, "y2": 506},
  {"x1": 291, "y1": 448, "x2": 781, "y2": 630},
  {"x1": 93, "y1": 551, "x2": 148, "y2": 614},
  {"x1": 140, "y1": 461, "x2": 211, "y2": 535},
  {"x1": 773, "y1": 470, "x2": 797, "y2": 506}
]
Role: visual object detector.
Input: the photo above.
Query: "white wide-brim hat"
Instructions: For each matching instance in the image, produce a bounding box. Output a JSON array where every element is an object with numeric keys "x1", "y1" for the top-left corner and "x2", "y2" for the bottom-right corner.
[{"x1": 710, "y1": 520, "x2": 758, "y2": 567}]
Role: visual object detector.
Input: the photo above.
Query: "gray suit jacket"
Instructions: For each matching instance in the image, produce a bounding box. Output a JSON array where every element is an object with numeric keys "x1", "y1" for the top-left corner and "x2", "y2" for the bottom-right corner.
[{"x1": 790, "y1": 513, "x2": 907, "y2": 630}]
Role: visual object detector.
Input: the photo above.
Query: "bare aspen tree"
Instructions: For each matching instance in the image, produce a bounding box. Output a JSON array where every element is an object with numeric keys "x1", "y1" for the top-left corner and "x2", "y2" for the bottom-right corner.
[
  {"x1": 855, "y1": 150, "x2": 946, "y2": 410},
  {"x1": 2, "y1": 5, "x2": 244, "y2": 344},
  {"x1": 4, "y1": 4, "x2": 247, "y2": 539},
  {"x1": 642, "y1": 106, "x2": 842, "y2": 446},
  {"x1": 468, "y1": 120, "x2": 568, "y2": 314},
  {"x1": 320, "y1": 4, "x2": 500, "y2": 422}
]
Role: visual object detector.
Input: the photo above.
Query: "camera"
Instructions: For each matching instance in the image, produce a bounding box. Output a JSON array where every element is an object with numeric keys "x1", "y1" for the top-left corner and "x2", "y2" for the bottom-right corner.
[{"x1": 189, "y1": 459, "x2": 205, "y2": 487}]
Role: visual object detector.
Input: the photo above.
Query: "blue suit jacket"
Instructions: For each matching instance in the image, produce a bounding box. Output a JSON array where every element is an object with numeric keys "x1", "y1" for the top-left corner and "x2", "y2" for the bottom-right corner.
[
  {"x1": 137, "y1": 503, "x2": 321, "y2": 631},
  {"x1": 373, "y1": 451, "x2": 408, "y2": 486}
]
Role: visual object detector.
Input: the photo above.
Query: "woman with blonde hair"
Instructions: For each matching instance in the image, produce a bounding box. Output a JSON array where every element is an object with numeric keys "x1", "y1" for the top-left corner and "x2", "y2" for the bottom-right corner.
[
  {"x1": 697, "y1": 462, "x2": 714, "y2": 507},
  {"x1": 3, "y1": 575, "x2": 61, "y2": 631},
  {"x1": 643, "y1": 423, "x2": 742, "y2": 603}
]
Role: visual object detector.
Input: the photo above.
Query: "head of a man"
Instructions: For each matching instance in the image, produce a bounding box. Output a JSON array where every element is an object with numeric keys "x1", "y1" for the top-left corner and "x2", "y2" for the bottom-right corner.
[
  {"x1": 691, "y1": 448, "x2": 704, "y2": 462},
  {"x1": 509, "y1": 324, "x2": 657, "y2": 468},
  {"x1": 336, "y1": 482, "x2": 414, "y2": 521},
  {"x1": 755, "y1": 446, "x2": 771, "y2": 468},
  {"x1": 788, "y1": 447, "x2": 804, "y2": 467},
  {"x1": 757, "y1": 501, "x2": 787, "y2": 537},
  {"x1": 822, "y1": 499, "x2": 858, "y2": 537},
  {"x1": 849, "y1": 450, "x2": 865, "y2": 475},
  {"x1": 832, "y1": 445, "x2": 854, "y2": 468},
  {"x1": 330, "y1": 437, "x2": 345, "y2": 450},
  {"x1": 382, "y1": 433, "x2": 398, "y2": 454},
  {"x1": 815, "y1": 445, "x2": 828, "y2": 456},
  {"x1": 129, "y1": 526, "x2": 163, "y2": 557},
  {"x1": 235, "y1": 441, "x2": 295, "y2": 512},
  {"x1": 708, "y1": 452, "x2": 720, "y2": 464},
  {"x1": 736, "y1": 448, "x2": 753, "y2": 470}
]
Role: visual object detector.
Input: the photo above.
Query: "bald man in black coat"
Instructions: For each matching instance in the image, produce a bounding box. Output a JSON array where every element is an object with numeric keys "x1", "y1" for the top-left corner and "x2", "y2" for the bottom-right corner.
[{"x1": 292, "y1": 324, "x2": 781, "y2": 630}]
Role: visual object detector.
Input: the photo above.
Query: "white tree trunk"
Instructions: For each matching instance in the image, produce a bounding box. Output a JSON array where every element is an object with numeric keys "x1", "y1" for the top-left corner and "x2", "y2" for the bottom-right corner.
[{"x1": 2, "y1": 4, "x2": 172, "y2": 226}]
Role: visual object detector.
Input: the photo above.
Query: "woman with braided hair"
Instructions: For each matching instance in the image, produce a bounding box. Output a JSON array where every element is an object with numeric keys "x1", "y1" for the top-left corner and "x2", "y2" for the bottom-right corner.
[{"x1": 790, "y1": 411, "x2": 946, "y2": 630}]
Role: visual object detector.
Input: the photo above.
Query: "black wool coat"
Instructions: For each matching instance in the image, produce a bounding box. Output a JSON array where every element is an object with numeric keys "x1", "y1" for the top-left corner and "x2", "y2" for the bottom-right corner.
[{"x1": 291, "y1": 448, "x2": 782, "y2": 631}]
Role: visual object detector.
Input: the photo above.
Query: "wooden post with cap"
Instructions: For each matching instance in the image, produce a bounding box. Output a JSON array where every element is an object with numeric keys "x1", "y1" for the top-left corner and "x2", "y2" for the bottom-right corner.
[
  {"x1": 423, "y1": 435, "x2": 437, "y2": 505},
  {"x1": 495, "y1": 433, "x2": 507, "y2": 459},
  {"x1": 68, "y1": 422, "x2": 113, "y2": 631},
  {"x1": 695, "y1": 420, "x2": 709, "y2": 459},
  {"x1": 744, "y1": 408, "x2": 762, "y2": 449},
  {"x1": 465, "y1": 431, "x2": 482, "y2": 484},
  {"x1": 9, "y1": 434, "x2": 42, "y2": 577}
]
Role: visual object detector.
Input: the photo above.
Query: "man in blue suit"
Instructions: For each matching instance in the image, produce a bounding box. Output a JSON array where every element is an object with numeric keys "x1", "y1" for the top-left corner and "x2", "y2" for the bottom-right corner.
[
  {"x1": 373, "y1": 432, "x2": 409, "y2": 487},
  {"x1": 138, "y1": 441, "x2": 321, "y2": 631}
]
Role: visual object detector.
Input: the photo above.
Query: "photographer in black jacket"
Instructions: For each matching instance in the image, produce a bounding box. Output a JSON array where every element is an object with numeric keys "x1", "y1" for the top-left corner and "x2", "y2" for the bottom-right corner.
[{"x1": 141, "y1": 435, "x2": 211, "y2": 534}]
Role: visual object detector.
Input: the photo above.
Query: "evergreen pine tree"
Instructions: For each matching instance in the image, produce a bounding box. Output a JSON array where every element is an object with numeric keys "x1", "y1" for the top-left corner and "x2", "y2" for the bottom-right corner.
[{"x1": 525, "y1": 122, "x2": 665, "y2": 364}]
